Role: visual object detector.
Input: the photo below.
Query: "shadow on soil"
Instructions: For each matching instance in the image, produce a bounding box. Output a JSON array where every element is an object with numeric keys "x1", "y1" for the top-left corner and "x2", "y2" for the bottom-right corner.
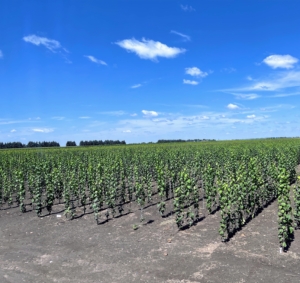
[{"x1": 223, "y1": 196, "x2": 292, "y2": 248}]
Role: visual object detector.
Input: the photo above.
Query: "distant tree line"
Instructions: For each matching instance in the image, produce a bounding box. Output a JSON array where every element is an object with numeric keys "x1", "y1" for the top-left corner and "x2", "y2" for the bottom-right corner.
[
  {"x1": 232, "y1": 137, "x2": 299, "y2": 141},
  {"x1": 157, "y1": 139, "x2": 216, "y2": 143},
  {"x1": 66, "y1": 141, "x2": 77, "y2": 147},
  {"x1": 79, "y1": 140, "x2": 126, "y2": 146},
  {"x1": 265, "y1": 137, "x2": 295, "y2": 139},
  {"x1": 0, "y1": 141, "x2": 60, "y2": 149},
  {"x1": 0, "y1": 142, "x2": 25, "y2": 149},
  {"x1": 27, "y1": 141, "x2": 60, "y2": 148}
]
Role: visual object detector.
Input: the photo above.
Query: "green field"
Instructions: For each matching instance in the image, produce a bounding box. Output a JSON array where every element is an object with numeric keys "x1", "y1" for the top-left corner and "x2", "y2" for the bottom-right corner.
[{"x1": 1, "y1": 139, "x2": 300, "y2": 251}]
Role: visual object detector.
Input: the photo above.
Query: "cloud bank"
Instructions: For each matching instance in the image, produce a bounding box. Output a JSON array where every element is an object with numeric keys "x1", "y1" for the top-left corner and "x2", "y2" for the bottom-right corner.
[
  {"x1": 32, "y1": 128, "x2": 54, "y2": 133},
  {"x1": 142, "y1": 110, "x2": 158, "y2": 117},
  {"x1": 227, "y1": 104, "x2": 239, "y2": 110},
  {"x1": 116, "y1": 38, "x2": 185, "y2": 61},
  {"x1": 185, "y1": 67, "x2": 208, "y2": 77},
  {"x1": 263, "y1": 54, "x2": 298, "y2": 69},
  {"x1": 183, "y1": 79, "x2": 198, "y2": 85}
]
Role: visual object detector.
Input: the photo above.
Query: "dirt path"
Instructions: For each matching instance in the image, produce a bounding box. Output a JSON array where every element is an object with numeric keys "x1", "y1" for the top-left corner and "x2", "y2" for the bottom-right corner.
[{"x1": 1, "y1": 199, "x2": 300, "y2": 283}]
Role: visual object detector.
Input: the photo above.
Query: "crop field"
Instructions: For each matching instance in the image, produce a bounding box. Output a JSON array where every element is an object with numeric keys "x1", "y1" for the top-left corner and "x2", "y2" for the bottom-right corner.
[{"x1": 1, "y1": 139, "x2": 300, "y2": 282}]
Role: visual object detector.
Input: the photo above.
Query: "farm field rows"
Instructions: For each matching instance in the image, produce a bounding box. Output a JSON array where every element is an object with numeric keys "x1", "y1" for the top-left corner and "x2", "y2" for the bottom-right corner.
[
  {"x1": 1, "y1": 139, "x2": 300, "y2": 250},
  {"x1": 1, "y1": 178, "x2": 300, "y2": 283}
]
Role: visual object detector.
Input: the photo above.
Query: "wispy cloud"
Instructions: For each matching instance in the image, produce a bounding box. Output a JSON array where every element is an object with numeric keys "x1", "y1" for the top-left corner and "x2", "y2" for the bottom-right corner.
[
  {"x1": 78, "y1": 105, "x2": 286, "y2": 141},
  {"x1": 230, "y1": 93, "x2": 260, "y2": 100},
  {"x1": 185, "y1": 67, "x2": 208, "y2": 78},
  {"x1": 84, "y1": 55, "x2": 107, "y2": 66},
  {"x1": 259, "y1": 104, "x2": 295, "y2": 112},
  {"x1": 170, "y1": 30, "x2": 191, "y2": 41},
  {"x1": 116, "y1": 110, "x2": 268, "y2": 138},
  {"x1": 130, "y1": 113, "x2": 138, "y2": 117},
  {"x1": 131, "y1": 84, "x2": 142, "y2": 89},
  {"x1": 221, "y1": 67, "x2": 236, "y2": 73},
  {"x1": 79, "y1": 116, "x2": 91, "y2": 119},
  {"x1": 263, "y1": 54, "x2": 298, "y2": 69},
  {"x1": 201, "y1": 115, "x2": 209, "y2": 120},
  {"x1": 142, "y1": 110, "x2": 158, "y2": 117},
  {"x1": 183, "y1": 79, "x2": 198, "y2": 85},
  {"x1": 0, "y1": 119, "x2": 36, "y2": 125},
  {"x1": 99, "y1": 111, "x2": 126, "y2": 116},
  {"x1": 23, "y1": 34, "x2": 66, "y2": 53},
  {"x1": 51, "y1": 116, "x2": 65, "y2": 120},
  {"x1": 270, "y1": 92, "x2": 300, "y2": 98},
  {"x1": 32, "y1": 128, "x2": 54, "y2": 133},
  {"x1": 115, "y1": 38, "x2": 185, "y2": 61},
  {"x1": 10, "y1": 129, "x2": 16, "y2": 133},
  {"x1": 227, "y1": 103, "x2": 239, "y2": 110},
  {"x1": 0, "y1": 50, "x2": 3, "y2": 58},
  {"x1": 23, "y1": 34, "x2": 70, "y2": 62},
  {"x1": 180, "y1": 4, "x2": 195, "y2": 12},
  {"x1": 226, "y1": 71, "x2": 300, "y2": 92},
  {"x1": 184, "y1": 104, "x2": 208, "y2": 109}
]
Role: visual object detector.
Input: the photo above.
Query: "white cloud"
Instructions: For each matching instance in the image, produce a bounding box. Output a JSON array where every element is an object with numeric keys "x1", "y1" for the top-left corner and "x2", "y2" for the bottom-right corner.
[
  {"x1": 84, "y1": 55, "x2": 107, "y2": 66},
  {"x1": 180, "y1": 4, "x2": 195, "y2": 11},
  {"x1": 115, "y1": 38, "x2": 185, "y2": 61},
  {"x1": 23, "y1": 35, "x2": 63, "y2": 52},
  {"x1": 0, "y1": 50, "x2": 3, "y2": 58},
  {"x1": 79, "y1": 116, "x2": 91, "y2": 119},
  {"x1": 123, "y1": 130, "x2": 131, "y2": 133},
  {"x1": 185, "y1": 67, "x2": 208, "y2": 78},
  {"x1": 142, "y1": 110, "x2": 158, "y2": 117},
  {"x1": 170, "y1": 30, "x2": 191, "y2": 41},
  {"x1": 247, "y1": 114, "x2": 256, "y2": 119},
  {"x1": 183, "y1": 79, "x2": 198, "y2": 85},
  {"x1": 32, "y1": 128, "x2": 54, "y2": 133},
  {"x1": 247, "y1": 76, "x2": 253, "y2": 81},
  {"x1": 263, "y1": 54, "x2": 298, "y2": 69},
  {"x1": 231, "y1": 93, "x2": 260, "y2": 100},
  {"x1": 10, "y1": 129, "x2": 16, "y2": 133},
  {"x1": 131, "y1": 84, "x2": 142, "y2": 89},
  {"x1": 130, "y1": 113, "x2": 138, "y2": 117},
  {"x1": 227, "y1": 103, "x2": 239, "y2": 110}
]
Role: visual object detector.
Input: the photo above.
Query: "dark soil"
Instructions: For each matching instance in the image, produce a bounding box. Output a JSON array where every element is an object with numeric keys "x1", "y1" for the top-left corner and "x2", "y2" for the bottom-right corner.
[{"x1": 1, "y1": 196, "x2": 300, "y2": 283}]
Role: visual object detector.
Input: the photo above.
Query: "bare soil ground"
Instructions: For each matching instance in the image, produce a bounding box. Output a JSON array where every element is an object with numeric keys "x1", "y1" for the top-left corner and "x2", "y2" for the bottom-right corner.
[{"x1": 1, "y1": 196, "x2": 300, "y2": 283}]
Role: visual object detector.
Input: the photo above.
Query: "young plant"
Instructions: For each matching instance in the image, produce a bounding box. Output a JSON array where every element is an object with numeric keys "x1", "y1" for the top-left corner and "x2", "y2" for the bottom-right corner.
[
  {"x1": 278, "y1": 168, "x2": 294, "y2": 251},
  {"x1": 293, "y1": 176, "x2": 300, "y2": 229}
]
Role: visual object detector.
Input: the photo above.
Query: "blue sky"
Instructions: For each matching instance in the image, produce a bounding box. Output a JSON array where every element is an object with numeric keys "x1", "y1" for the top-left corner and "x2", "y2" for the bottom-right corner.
[{"x1": 1, "y1": 0, "x2": 300, "y2": 144}]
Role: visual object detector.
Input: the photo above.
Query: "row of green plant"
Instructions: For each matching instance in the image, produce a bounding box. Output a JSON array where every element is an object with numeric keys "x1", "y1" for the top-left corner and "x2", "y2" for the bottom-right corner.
[{"x1": 1, "y1": 139, "x2": 300, "y2": 250}]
